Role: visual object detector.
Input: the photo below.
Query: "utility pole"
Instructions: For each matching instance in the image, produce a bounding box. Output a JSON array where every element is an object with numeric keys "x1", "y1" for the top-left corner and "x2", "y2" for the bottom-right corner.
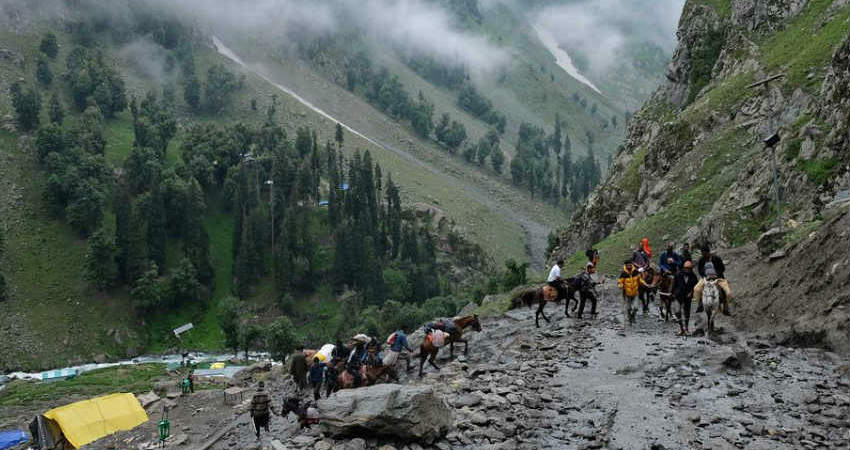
[{"x1": 748, "y1": 73, "x2": 785, "y2": 214}]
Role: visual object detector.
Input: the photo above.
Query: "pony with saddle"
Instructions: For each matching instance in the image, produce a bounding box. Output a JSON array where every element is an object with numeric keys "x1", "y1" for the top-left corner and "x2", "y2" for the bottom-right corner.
[
  {"x1": 701, "y1": 276, "x2": 722, "y2": 338},
  {"x1": 516, "y1": 278, "x2": 578, "y2": 328},
  {"x1": 418, "y1": 315, "x2": 482, "y2": 377},
  {"x1": 331, "y1": 359, "x2": 397, "y2": 390}
]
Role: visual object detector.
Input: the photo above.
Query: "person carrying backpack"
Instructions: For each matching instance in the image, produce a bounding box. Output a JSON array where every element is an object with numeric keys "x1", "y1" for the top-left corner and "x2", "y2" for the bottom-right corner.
[{"x1": 249, "y1": 381, "x2": 271, "y2": 440}]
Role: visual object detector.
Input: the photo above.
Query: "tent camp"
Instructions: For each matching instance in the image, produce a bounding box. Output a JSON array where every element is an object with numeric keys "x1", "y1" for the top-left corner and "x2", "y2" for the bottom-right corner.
[
  {"x1": 0, "y1": 430, "x2": 28, "y2": 450},
  {"x1": 30, "y1": 393, "x2": 148, "y2": 449}
]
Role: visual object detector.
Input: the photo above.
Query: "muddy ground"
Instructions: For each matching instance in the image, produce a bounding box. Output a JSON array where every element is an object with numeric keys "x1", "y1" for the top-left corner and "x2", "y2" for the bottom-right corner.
[{"x1": 2, "y1": 281, "x2": 849, "y2": 450}]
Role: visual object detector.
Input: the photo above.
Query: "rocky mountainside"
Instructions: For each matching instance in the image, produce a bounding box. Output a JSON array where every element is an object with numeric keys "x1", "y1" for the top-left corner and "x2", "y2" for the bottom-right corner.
[{"x1": 551, "y1": 0, "x2": 850, "y2": 352}]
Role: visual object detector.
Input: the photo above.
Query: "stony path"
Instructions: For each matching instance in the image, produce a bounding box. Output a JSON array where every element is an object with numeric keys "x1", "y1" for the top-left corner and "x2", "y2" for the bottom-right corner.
[{"x1": 77, "y1": 282, "x2": 849, "y2": 450}]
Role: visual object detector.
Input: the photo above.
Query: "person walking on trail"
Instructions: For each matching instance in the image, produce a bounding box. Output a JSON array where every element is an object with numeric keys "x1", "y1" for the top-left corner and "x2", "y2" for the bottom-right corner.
[
  {"x1": 308, "y1": 357, "x2": 326, "y2": 401},
  {"x1": 673, "y1": 260, "x2": 699, "y2": 336},
  {"x1": 547, "y1": 259, "x2": 568, "y2": 301},
  {"x1": 694, "y1": 244, "x2": 731, "y2": 315},
  {"x1": 384, "y1": 328, "x2": 413, "y2": 371},
  {"x1": 249, "y1": 381, "x2": 271, "y2": 441},
  {"x1": 680, "y1": 242, "x2": 693, "y2": 263},
  {"x1": 289, "y1": 345, "x2": 308, "y2": 392},
  {"x1": 618, "y1": 260, "x2": 641, "y2": 327},
  {"x1": 659, "y1": 242, "x2": 682, "y2": 273},
  {"x1": 187, "y1": 368, "x2": 195, "y2": 393},
  {"x1": 577, "y1": 262, "x2": 600, "y2": 319},
  {"x1": 631, "y1": 243, "x2": 650, "y2": 269}
]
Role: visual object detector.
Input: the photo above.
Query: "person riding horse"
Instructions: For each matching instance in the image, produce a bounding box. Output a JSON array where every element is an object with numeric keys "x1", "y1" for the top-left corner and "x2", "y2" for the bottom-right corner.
[
  {"x1": 547, "y1": 259, "x2": 569, "y2": 302},
  {"x1": 694, "y1": 244, "x2": 731, "y2": 315}
]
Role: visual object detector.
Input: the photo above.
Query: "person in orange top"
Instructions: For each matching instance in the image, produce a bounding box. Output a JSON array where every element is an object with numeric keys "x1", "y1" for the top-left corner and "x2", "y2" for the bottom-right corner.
[{"x1": 641, "y1": 237, "x2": 652, "y2": 258}]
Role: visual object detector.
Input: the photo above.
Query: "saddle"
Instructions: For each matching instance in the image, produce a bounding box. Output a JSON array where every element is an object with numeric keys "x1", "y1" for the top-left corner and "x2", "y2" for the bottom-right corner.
[{"x1": 542, "y1": 285, "x2": 558, "y2": 301}]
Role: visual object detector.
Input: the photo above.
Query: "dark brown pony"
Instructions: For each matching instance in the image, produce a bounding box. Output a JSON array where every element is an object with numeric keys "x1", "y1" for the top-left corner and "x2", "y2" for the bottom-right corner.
[
  {"x1": 657, "y1": 271, "x2": 675, "y2": 322},
  {"x1": 520, "y1": 279, "x2": 577, "y2": 328},
  {"x1": 335, "y1": 363, "x2": 397, "y2": 390},
  {"x1": 418, "y1": 315, "x2": 482, "y2": 377}
]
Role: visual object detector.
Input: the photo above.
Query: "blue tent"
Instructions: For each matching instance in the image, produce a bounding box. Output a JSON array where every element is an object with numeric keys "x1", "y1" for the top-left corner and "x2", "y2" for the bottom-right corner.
[
  {"x1": 0, "y1": 430, "x2": 28, "y2": 450},
  {"x1": 338, "y1": 182, "x2": 349, "y2": 191}
]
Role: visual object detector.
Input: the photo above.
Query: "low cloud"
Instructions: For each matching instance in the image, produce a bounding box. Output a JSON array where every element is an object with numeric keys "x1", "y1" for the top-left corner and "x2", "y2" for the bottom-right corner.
[{"x1": 534, "y1": 0, "x2": 685, "y2": 74}]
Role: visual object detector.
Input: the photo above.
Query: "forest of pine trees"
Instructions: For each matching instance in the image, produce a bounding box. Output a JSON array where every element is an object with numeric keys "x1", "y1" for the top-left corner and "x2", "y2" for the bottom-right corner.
[{"x1": 509, "y1": 114, "x2": 602, "y2": 204}]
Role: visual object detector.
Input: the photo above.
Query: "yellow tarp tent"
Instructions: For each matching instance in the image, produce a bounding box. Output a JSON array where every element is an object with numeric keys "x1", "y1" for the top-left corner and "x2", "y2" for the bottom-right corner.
[
  {"x1": 42, "y1": 393, "x2": 148, "y2": 449},
  {"x1": 210, "y1": 362, "x2": 226, "y2": 369}
]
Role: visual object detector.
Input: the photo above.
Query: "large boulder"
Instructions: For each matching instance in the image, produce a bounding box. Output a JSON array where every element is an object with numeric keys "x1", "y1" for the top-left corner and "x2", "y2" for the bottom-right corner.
[{"x1": 318, "y1": 384, "x2": 452, "y2": 443}]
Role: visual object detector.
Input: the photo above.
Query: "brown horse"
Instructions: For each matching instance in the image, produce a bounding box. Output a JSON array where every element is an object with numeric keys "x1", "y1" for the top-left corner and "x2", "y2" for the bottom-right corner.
[
  {"x1": 335, "y1": 363, "x2": 397, "y2": 390},
  {"x1": 418, "y1": 315, "x2": 482, "y2": 377},
  {"x1": 520, "y1": 279, "x2": 577, "y2": 328},
  {"x1": 657, "y1": 271, "x2": 675, "y2": 322}
]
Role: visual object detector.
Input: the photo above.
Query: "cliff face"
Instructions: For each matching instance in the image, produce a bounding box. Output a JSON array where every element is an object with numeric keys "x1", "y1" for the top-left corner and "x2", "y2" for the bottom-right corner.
[{"x1": 552, "y1": 0, "x2": 850, "y2": 351}]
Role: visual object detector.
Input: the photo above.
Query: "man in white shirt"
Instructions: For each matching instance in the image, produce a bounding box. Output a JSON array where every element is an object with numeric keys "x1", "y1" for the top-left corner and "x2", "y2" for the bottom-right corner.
[{"x1": 547, "y1": 259, "x2": 567, "y2": 301}]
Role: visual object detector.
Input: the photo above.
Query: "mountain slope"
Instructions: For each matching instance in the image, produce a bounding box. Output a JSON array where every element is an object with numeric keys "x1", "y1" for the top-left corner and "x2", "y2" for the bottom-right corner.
[{"x1": 551, "y1": 0, "x2": 850, "y2": 351}]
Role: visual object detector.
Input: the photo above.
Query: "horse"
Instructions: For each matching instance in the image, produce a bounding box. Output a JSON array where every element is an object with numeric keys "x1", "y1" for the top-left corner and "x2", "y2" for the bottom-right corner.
[
  {"x1": 281, "y1": 397, "x2": 320, "y2": 428},
  {"x1": 418, "y1": 314, "x2": 482, "y2": 377},
  {"x1": 335, "y1": 363, "x2": 397, "y2": 390},
  {"x1": 638, "y1": 267, "x2": 661, "y2": 314},
  {"x1": 657, "y1": 271, "x2": 675, "y2": 322},
  {"x1": 524, "y1": 279, "x2": 577, "y2": 328},
  {"x1": 702, "y1": 278, "x2": 721, "y2": 338}
]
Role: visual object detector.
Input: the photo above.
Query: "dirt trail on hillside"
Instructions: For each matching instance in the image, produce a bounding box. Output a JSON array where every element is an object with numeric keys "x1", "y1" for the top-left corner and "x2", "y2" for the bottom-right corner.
[
  {"x1": 211, "y1": 37, "x2": 553, "y2": 269},
  {"x1": 8, "y1": 279, "x2": 844, "y2": 450}
]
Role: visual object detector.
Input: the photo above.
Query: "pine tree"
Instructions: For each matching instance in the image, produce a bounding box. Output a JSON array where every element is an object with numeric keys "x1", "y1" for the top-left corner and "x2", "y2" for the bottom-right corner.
[
  {"x1": 36, "y1": 58, "x2": 53, "y2": 86},
  {"x1": 219, "y1": 296, "x2": 241, "y2": 356},
  {"x1": 49, "y1": 92, "x2": 64, "y2": 124},
  {"x1": 84, "y1": 228, "x2": 117, "y2": 291},
  {"x1": 551, "y1": 113, "x2": 563, "y2": 155},
  {"x1": 491, "y1": 147, "x2": 504, "y2": 173},
  {"x1": 39, "y1": 32, "x2": 58, "y2": 59},
  {"x1": 335, "y1": 122, "x2": 344, "y2": 149}
]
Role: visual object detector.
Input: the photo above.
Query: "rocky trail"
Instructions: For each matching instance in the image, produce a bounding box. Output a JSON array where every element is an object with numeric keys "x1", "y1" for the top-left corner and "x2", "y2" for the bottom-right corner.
[
  {"x1": 8, "y1": 283, "x2": 849, "y2": 450},
  {"x1": 3, "y1": 281, "x2": 850, "y2": 450}
]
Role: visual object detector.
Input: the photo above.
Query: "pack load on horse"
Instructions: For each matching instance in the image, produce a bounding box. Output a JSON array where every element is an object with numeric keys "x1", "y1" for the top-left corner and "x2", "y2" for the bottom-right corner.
[
  {"x1": 419, "y1": 315, "x2": 482, "y2": 377},
  {"x1": 701, "y1": 275, "x2": 721, "y2": 338},
  {"x1": 383, "y1": 329, "x2": 413, "y2": 371}
]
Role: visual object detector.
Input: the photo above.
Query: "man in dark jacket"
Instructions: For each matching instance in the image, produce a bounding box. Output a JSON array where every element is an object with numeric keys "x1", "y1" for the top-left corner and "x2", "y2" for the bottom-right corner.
[
  {"x1": 631, "y1": 244, "x2": 649, "y2": 269},
  {"x1": 308, "y1": 357, "x2": 325, "y2": 400},
  {"x1": 249, "y1": 381, "x2": 271, "y2": 440},
  {"x1": 673, "y1": 261, "x2": 699, "y2": 336},
  {"x1": 346, "y1": 341, "x2": 367, "y2": 387},
  {"x1": 289, "y1": 345, "x2": 308, "y2": 392},
  {"x1": 680, "y1": 242, "x2": 693, "y2": 263},
  {"x1": 576, "y1": 263, "x2": 600, "y2": 319},
  {"x1": 659, "y1": 242, "x2": 682, "y2": 273}
]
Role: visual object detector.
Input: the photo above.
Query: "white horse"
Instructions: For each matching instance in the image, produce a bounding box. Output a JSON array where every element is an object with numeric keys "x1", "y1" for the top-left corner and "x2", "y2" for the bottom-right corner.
[{"x1": 702, "y1": 278, "x2": 721, "y2": 338}]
